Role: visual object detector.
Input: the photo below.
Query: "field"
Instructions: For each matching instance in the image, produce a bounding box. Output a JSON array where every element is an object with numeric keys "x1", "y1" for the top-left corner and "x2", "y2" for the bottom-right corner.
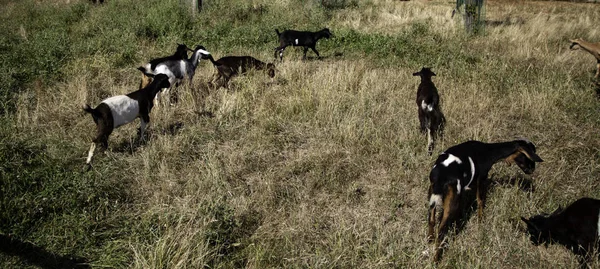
[{"x1": 1, "y1": 0, "x2": 600, "y2": 268}]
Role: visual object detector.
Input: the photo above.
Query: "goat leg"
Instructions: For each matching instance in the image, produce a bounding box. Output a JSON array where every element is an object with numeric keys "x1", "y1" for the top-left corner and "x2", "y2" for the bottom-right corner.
[{"x1": 310, "y1": 46, "x2": 320, "y2": 58}]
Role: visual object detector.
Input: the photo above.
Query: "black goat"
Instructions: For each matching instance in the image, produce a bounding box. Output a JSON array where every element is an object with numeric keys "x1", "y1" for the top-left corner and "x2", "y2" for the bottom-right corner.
[
  {"x1": 414, "y1": 67, "x2": 445, "y2": 155},
  {"x1": 427, "y1": 139, "x2": 543, "y2": 262},
  {"x1": 274, "y1": 28, "x2": 333, "y2": 61},
  {"x1": 137, "y1": 45, "x2": 211, "y2": 104},
  {"x1": 522, "y1": 198, "x2": 600, "y2": 267},
  {"x1": 139, "y1": 44, "x2": 191, "y2": 90},
  {"x1": 82, "y1": 74, "x2": 170, "y2": 169},
  {"x1": 204, "y1": 55, "x2": 276, "y2": 88}
]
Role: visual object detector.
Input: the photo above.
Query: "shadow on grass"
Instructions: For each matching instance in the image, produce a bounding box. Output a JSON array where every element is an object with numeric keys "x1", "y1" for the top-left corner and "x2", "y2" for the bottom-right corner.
[{"x1": 0, "y1": 234, "x2": 90, "y2": 269}]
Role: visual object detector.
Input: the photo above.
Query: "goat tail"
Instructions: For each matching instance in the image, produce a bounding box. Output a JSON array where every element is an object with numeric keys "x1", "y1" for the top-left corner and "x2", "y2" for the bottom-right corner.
[
  {"x1": 275, "y1": 29, "x2": 281, "y2": 37},
  {"x1": 82, "y1": 104, "x2": 94, "y2": 114}
]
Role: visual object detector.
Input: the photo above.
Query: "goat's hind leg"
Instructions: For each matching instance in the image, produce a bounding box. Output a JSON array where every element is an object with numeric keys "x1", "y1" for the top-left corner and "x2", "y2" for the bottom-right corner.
[{"x1": 434, "y1": 184, "x2": 460, "y2": 262}]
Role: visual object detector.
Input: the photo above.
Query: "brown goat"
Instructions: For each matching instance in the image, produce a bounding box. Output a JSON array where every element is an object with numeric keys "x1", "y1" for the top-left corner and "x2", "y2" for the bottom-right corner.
[
  {"x1": 204, "y1": 55, "x2": 275, "y2": 88},
  {"x1": 570, "y1": 38, "x2": 600, "y2": 79}
]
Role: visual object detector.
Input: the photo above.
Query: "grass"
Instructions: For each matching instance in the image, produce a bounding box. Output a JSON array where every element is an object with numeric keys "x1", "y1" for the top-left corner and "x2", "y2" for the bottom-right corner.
[{"x1": 1, "y1": 0, "x2": 600, "y2": 268}]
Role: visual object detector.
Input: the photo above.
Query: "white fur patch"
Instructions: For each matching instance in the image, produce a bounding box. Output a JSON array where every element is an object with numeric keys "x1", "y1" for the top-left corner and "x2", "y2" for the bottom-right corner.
[
  {"x1": 295, "y1": 39, "x2": 299, "y2": 45},
  {"x1": 102, "y1": 95, "x2": 140, "y2": 128},
  {"x1": 429, "y1": 194, "x2": 442, "y2": 207},
  {"x1": 456, "y1": 180, "x2": 461, "y2": 194},
  {"x1": 464, "y1": 157, "x2": 476, "y2": 190},
  {"x1": 597, "y1": 210, "x2": 600, "y2": 237},
  {"x1": 196, "y1": 49, "x2": 210, "y2": 55},
  {"x1": 420, "y1": 100, "x2": 433, "y2": 112},
  {"x1": 442, "y1": 154, "x2": 462, "y2": 167}
]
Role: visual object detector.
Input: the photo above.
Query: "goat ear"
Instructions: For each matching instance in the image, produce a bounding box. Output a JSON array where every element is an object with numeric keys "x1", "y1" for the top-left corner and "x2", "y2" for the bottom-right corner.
[
  {"x1": 431, "y1": 71, "x2": 436, "y2": 76},
  {"x1": 519, "y1": 148, "x2": 543, "y2": 162},
  {"x1": 505, "y1": 152, "x2": 519, "y2": 166},
  {"x1": 521, "y1": 217, "x2": 538, "y2": 230}
]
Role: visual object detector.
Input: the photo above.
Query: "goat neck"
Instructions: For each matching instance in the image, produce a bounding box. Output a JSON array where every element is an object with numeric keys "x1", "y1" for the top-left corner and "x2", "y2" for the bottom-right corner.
[{"x1": 476, "y1": 141, "x2": 524, "y2": 170}]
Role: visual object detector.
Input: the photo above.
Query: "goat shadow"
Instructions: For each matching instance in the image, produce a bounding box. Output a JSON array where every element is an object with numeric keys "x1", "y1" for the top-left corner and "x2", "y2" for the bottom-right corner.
[
  {"x1": 111, "y1": 122, "x2": 185, "y2": 153},
  {"x1": 0, "y1": 234, "x2": 90, "y2": 269},
  {"x1": 302, "y1": 52, "x2": 343, "y2": 62}
]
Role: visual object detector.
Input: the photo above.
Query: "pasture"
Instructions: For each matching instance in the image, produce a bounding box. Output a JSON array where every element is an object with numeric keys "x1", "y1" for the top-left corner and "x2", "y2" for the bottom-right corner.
[{"x1": 1, "y1": 0, "x2": 600, "y2": 268}]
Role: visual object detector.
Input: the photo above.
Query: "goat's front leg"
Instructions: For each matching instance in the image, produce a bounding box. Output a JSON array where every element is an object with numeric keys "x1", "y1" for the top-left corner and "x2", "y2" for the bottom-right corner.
[
  {"x1": 310, "y1": 45, "x2": 320, "y2": 58},
  {"x1": 596, "y1": 59, "x2": 600, "y2": 79},
  {"x1": 139, "y1": 115, "x2": 150, "y2": 140},
  {"x1": 86, "y1": 142, "x2": 97, "y2": 167}
]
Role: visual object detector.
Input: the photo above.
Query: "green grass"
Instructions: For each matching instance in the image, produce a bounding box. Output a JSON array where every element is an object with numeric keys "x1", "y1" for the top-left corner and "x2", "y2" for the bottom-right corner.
[{"x1": 1, "y1": 0, "x2": 600, "y2": 268}]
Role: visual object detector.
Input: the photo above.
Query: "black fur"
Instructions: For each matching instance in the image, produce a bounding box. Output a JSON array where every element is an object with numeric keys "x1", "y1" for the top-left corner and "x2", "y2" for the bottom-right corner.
[
  {"x1": 522, "y1": 198, "x2": 600, "y2": 267},
  {"x1": 274, "y1": 28, "x2": 333, "y2": 61},
  {"x1": 414, "y1": 67, "x2": 445, "y2": 155},
  {"x1": 428, "y1": 139, "x2": 543, "y2": 262},
  {"x1": 82, "y1": 74, "x2": 170, "y2": 165}
]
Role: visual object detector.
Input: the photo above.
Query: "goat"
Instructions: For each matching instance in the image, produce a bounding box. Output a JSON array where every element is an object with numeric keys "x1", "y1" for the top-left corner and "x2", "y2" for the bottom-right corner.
[
  {"x1": 414, "y1": 67, "x2": 446, "y2": 155},
  {"x1": 137, "y1": 45, "x2": 210, "y2": 104},
  {"x1": 274, "y1": 28, "x2": 333, "y2": 61},
  {"x1": 522, "y1": 198, "x2": 600, "y2": 267},
  {"x1": 82, "y1": 74, "x2": 170, "y2": 169},
  {"x1": 203, "y1": 55, "x2": 276, "y2": 88},
  {"x1": 427, "y1": 139, "x2": 543, "y2": 262},
  {"x1": 138, "y1": 44, "x2": 191, "y2": 90},
  {"x1": 570, "y1": 38, "x2": 600, "y2": 79}
]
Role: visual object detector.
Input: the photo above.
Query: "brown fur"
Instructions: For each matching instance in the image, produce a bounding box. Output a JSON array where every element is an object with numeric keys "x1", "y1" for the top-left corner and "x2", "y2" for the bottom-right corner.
[
  {"x1": 206, "y1": 55, "x2": 275, "y2": 88},
  {"x1": 570, "y1": 38, "x2": 600, "y2": 78}
]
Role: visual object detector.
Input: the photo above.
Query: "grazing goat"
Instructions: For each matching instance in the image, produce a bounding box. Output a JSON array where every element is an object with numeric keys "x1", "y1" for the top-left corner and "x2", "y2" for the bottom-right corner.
[
  {"x1": 522, "y1": 198, "x2": 600, "y2": 267},
  {"x1": 82, "y1": 74, "x2": 170, "y2": 169},
  {"x1": 414, "y1": 67, "x2": 446, "y2": 155},
  {"x1": 204, "y1": 55, "x2": 276, "y2": 88},
  {"x1": 427, "y1": 139, "x2": 543, "y2": 262},
  {"x1": 137, "y1": 45, "x2": 210, "y2": 104},
  {"x1": 138, "y1": 44, "x2": 191, "y2": 90},
  {"x1": 570, "y1": 38, "x2": 600, "y2": 79},
  {"x1": 274, "y1": 28, "x2": 333, "y2": 61}
]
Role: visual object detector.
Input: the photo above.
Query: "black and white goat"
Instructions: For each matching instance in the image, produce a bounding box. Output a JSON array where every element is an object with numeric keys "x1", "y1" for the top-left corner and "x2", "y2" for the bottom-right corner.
[
  {"x1": 414, "y1": 67, "x2": 445, "y2": 155},
  {"x1": 82, "y1": 74, "x2": 170, "y2": 169},
  {"x1": 522, "y1": 198, "x2": 600, "y2": 267},
  {"x1": 204, "y1": 54, "x2": 276, "y2": 88},
  {"x1": 137, "y1": 45, "x2": 210, "y2": 104},
  {"x1": 427, "y1": 139, "x2": 544, "y2": 262},
  {"x1": 138, "y1": 44, "x2": 191, "y2": 90},
  {"x1": 274, "y1": 28, "x2": 333, "y2": 61}
]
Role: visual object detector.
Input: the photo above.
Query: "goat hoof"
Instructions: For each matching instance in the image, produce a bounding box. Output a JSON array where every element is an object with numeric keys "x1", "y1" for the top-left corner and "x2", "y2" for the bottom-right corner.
[{"x1": 83, "y1": 164, "x2": 92, "y2": 172}]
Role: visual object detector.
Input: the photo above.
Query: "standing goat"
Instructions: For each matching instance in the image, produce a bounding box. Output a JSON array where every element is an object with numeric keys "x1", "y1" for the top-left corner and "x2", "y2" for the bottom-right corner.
[
  {"x1": 427, "y1": 139, "x2": 543, "y2": 262},
  {"x1": 522, "y1": 198, "x2": 600, "y2": 268},
  {"x1": 569, "y1": 38, "x2": 600, "y2": 79},
  {"x1": 274, "y1": 28, "x2": 333, "y2": 61},
  {"x1": 414, "y1": 67, "x2": 445, "y2": 155},
  {"x1": 137, "y1": 45, "x2": 211, "y2": 104},
  {"x1": 138, "y1": 44, "x2": 191, "y2": 90},
  {"x1": 82, "y1": 74, "x2": 170, "y2": 169},
  {"x1": 204, "y1": 54, "x2": 276, "y2": 88}
]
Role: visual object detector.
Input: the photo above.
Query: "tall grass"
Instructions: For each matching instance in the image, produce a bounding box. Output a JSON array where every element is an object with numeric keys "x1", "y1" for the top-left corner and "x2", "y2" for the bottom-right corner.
[{"x1": 1, "y1": 0, "x2": 600, "y2": 268}]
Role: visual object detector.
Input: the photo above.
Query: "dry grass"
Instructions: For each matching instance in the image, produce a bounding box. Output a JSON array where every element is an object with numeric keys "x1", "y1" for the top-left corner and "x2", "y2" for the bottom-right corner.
[{"x1": 4, "y1": 0, "x2": 600, "y2": 268}]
